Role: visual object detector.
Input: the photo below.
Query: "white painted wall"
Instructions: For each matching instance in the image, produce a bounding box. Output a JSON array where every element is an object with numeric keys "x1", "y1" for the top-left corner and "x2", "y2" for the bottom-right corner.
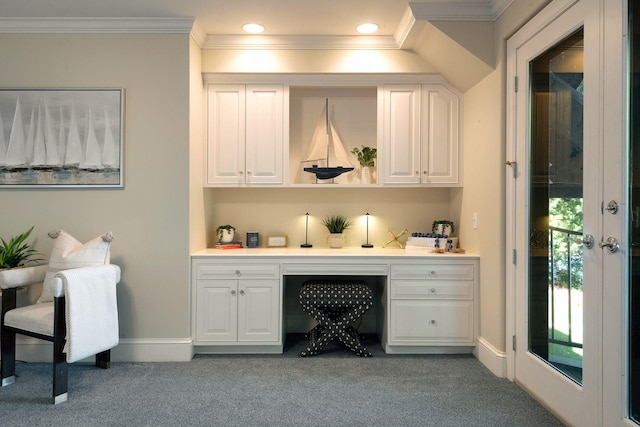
[
  {"x1": 457, "y1": 0, "x2": 552, "y2": 352},
  {"x1": 0, "y1": 33, "x2": 192, "y2": 345}
]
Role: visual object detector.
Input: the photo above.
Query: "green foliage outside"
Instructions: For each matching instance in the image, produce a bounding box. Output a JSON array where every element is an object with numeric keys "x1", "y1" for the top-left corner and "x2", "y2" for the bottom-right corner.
[{"x1": 549, "y1": 197, "x2": 584, "y2": 291}]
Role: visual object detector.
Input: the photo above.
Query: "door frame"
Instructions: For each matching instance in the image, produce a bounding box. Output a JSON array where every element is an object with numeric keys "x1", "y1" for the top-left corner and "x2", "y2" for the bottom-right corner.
[
  {"x1": 507, "y1": 0, "x2": 632, "y2": 425},
  {"x1": 506, "y1": 0, "x2": 604, "y2": 424},
  {"x1": 601, "y1": 0, "x2": 629, "y2": 424}
]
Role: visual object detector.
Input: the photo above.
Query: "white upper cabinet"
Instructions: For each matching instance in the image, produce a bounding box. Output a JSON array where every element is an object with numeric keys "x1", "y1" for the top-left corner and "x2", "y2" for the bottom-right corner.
[
  {"x1": 203, "y1": 75, "x2": 460, "y2": 188},
  {"x1": 421, "y1": 84, "x2": 459, "y2": 184},
  {"x1": 206, "y1": 84, "x2": 285, "y2": 186},
  {"x1": 379, "y1": 85, "x2": 422, "y2": 185},
  {"x1": 379, "y1": 83, "x2": 461, "y2": 186}
]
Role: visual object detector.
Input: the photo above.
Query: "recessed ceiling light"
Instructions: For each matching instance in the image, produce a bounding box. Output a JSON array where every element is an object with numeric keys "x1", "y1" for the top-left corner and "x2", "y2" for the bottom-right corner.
[
  {"x1": 243, "y1": 23, "x2": 264, "y2": 34},
  {"x1": 357, "y1": 23, "x2": 379, "y2": 34}
]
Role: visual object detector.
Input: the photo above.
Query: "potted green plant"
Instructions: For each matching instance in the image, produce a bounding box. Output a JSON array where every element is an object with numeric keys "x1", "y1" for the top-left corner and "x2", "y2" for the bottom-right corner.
[
  {"x1": 0, "y1": 226, "x2": 43, "y2": 270},
  {"x1": 322, "y1": 215, "x2": 352, "y2": 248},
  {"x1": 215, "y1": 225, "x2": 236, "y2": 243},
  {"x1": 351, "y1": 145, "x2": 377, "y2": 184},
  {"x1": 432, "y1": 220, "x2": 455, "y2": 236}
]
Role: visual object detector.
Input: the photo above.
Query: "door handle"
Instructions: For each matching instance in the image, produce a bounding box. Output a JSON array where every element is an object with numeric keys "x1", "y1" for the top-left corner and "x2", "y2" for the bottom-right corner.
[
  {"x1": 574, "y1": 234, "x2": 594, "y2": 249},
  {"x1": 604, "y1": 200, "x2": 619, "y2": 215},
  {"x1": 598, "y1": 237, "x2": 619, "y2": 253}
]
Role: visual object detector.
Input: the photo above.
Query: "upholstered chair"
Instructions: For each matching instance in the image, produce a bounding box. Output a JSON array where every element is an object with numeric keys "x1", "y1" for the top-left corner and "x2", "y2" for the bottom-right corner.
[{"x1": 0, "y1": 230, "x2": 120, "y2": 404}]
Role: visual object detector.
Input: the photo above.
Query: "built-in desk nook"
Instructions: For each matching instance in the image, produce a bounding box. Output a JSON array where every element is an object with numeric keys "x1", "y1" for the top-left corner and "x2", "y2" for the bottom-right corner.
[{"x1": 191, "y1": 248, "x2": 479, "y2": 355}]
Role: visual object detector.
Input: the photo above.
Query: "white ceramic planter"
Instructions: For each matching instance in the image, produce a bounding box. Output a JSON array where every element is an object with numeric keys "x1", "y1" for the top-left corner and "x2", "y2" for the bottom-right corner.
[
  {"x1": 327, "y1": 233, "x2": 345, "y2": 248},
  {"x1": 219, "y1": 229, "x2": 235, "y2": 242},
  {"x1": 361, "y1": 166, "x2": 372, "y2": 184}
]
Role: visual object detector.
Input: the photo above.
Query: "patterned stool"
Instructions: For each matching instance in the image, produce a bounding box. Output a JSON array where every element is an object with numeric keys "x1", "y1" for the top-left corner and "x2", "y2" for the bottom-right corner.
[{"x1": 299, "y1": 279, "x2": 373, "y2": 357}]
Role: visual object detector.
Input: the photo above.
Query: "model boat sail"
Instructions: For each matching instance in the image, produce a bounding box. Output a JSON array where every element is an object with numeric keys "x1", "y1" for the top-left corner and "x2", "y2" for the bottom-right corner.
[{"x1": 302, "y1": 98, "x2": 354, "y2": 180}]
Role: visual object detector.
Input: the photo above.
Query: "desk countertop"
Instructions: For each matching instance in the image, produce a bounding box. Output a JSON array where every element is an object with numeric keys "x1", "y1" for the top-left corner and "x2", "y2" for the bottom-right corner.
[{"x1": 192, "y1": 247, "x2": 479, "y2": 259}]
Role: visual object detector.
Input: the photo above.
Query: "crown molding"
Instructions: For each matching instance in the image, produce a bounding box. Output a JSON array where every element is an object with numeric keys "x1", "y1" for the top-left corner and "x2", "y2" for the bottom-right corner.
[
  {"x1": 0, "y1": 0, "x2": 513, "y2": 49},
  {"x1": 409, "y1": 0, "x2": 515, "y2": 22},
  {"x1": 0, "y1": 17, "x2": 195, "y2": 34},
  {"x1": 190, "y1": 20, "x2": 207, "y2": 47},
  {"x1": 203, "y1": 0, "x2": 514, "y2": 50},
  {"x1": 202, "y1": 34, "x2": 399, "y2": 50}
]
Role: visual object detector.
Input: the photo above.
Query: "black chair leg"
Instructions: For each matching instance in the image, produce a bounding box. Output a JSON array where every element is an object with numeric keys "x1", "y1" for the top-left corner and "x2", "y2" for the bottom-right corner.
[
  {"x1": 0, "y1": 329, "x2": 16, "y2": 386},
  {"x1": 52, "y1": 296, "x2": 67, "y2": 404},
  {"x1": 1, "y1": 288, "x2": 17, "y2": 386},
  {"x1": 96, "y1": 350, "x2": 111, "y2": 369},
  {"x1": 52, "y1": 342, "x2": 68, "y2": 404}
]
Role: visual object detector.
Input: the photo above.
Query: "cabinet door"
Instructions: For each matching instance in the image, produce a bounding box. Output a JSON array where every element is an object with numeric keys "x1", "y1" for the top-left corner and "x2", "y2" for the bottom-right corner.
[
  {"x1": 421, "y1": 84, "x2": 459, "y2": 184},
  {"x1": 206, "y1": 85, "x2": 246, "y2": 185},
  {"x1": 196, "y1": 279, "x2": 238, "y2": 342},
  {"x1": 245, "y1": 85, "x2": 284, "y2": 185},
  {"x1": 237, "y1": 279, "x2": 280, "y2": 342},
  {"x1": 381, "y1": 85, "x2": 421, "y2": 184}
]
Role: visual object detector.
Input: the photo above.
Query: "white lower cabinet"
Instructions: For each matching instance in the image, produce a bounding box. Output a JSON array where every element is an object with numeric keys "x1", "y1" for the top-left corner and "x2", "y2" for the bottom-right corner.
[
  {"x1": 192, "y1": 254, "x2": 478, "y2": 355},
  {"x1": 193, "y1": 262, "x2": 281, "y2": 349},
  {"x1": 386, "y1": 261, "x2": 478, "y2": 350}
]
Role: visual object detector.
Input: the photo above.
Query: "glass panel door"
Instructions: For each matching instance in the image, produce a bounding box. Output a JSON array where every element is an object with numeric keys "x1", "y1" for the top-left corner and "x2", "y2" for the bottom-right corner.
[{"x1": 528, "y1": 29, "x2": 585, "y2": 384}]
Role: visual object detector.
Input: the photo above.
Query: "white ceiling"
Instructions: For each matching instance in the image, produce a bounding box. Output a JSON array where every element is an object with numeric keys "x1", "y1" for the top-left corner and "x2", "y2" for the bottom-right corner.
[{"x1": 0, "y1": 0, "x2": 512, "y2": 49}]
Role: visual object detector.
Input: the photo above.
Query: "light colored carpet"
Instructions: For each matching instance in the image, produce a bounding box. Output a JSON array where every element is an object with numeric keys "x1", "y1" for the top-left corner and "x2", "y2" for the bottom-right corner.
[{"x1": 0, "y1": 336, "x2": 563, "y2": 426}]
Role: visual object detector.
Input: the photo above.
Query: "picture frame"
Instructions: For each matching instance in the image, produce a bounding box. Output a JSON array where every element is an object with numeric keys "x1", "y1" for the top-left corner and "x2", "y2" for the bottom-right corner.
[
  {"x1": 0, "y1": 88, "x2": 125, "y2": 188},
  {"x1": 266, "y1": 235, "x2": 288, "y2": 248}
]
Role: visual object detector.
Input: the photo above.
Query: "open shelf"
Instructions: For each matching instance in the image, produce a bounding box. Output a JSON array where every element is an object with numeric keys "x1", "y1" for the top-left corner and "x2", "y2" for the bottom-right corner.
[{"x1": 289, "y1": 86, "x2": 378, "y2": 186}]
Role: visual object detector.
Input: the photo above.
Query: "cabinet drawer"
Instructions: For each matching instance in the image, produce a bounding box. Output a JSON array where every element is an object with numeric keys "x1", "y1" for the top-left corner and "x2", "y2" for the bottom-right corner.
[
  {"x1": 196, "y1": 263, "x2": 280, "y2": 279},
  {"x1": 390, "y1": 263, "x2": 474, "y2": 280},
  {"x1": 391, "y1": 280, "x2": 473, "y2": 299},
  {"x1": 389, "y1": 300, "x2": 473, "y2": 343}
]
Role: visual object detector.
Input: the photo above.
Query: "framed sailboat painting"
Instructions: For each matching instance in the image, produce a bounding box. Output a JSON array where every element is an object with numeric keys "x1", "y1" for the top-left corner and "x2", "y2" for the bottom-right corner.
[{"x1": 0, "y1": 88, "x2": 124, "y2": 188}]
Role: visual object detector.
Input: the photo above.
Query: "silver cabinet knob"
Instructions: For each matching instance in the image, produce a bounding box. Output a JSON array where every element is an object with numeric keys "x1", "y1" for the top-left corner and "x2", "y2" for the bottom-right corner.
[
  {"x1": 235, "y1": 270, "x2": 241, "y2": 275},
  {"x1": 239, "y1": 290, "x2": 245, "y2": 296},
  {"x1": 230, "y1": 290, "x2": 236, "y2": 296},
  {"x1": 429, "y1": 288, "x2": 437, "y2": 293}
]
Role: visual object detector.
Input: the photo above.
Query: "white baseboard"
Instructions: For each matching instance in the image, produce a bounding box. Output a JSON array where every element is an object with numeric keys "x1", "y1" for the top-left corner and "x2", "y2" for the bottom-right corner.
[
  {"x1": 8, "y1": 335, "x2": 509, "y2": 368},
  {"x1": 111, "y1": 338, "x2": 194, "y2": 362},
  {"x1": 10, "y1": 337, "x2": 194, "y2": 363},
  {"x1": 474, "y1": 336, "x2": 507, "y2": 378}
]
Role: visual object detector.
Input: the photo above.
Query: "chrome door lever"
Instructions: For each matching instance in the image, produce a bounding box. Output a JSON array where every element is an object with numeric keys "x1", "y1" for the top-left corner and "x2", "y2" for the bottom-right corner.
[{"x1": 598, "y1": 237, "x2": 619, "y2": 253}]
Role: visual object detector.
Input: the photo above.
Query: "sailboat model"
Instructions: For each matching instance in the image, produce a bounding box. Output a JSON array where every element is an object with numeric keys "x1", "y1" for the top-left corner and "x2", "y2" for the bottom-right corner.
[{"x1": 302, "y1": 98, "x2": 354, "y2": 181}]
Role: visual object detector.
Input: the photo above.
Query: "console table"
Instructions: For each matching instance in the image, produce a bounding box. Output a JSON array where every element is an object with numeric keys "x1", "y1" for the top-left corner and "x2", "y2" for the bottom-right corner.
[{"x1": 191, "y1": 248, "x2": 479, "y2": 354}]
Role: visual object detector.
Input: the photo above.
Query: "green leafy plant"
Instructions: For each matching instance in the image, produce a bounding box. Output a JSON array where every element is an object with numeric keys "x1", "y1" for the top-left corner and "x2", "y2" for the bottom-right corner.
[
  {"x1": 322, "y1": 215, "x2": 352, "y2": 234},
  {"x1": 432, "y1": 220, "x2": 455, "y2": 235},
  {"x1": 350, "y1": 145, "x2": 377, "y2": 167},
  {"x1": 215, "y1": 225, "x2": 236, "y2": 241},
  {"x1": 0, "y1": 226, "x2": 44, "y2": 269}
]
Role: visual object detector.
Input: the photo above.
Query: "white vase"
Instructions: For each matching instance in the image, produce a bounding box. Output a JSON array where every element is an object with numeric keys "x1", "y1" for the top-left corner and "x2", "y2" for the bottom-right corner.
[
  {"x1": 361, "y1": 166, "x2": 372, "y2": 184},
  {"x1": 220, "y1": 229, "x2": 234, "y2": 242},
  {"x1": 434, "y1": 224, "x2": 453, "y2": 236},
  {"x1": 327, "y1": 233, "x2": 345, "y2": 248}
]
